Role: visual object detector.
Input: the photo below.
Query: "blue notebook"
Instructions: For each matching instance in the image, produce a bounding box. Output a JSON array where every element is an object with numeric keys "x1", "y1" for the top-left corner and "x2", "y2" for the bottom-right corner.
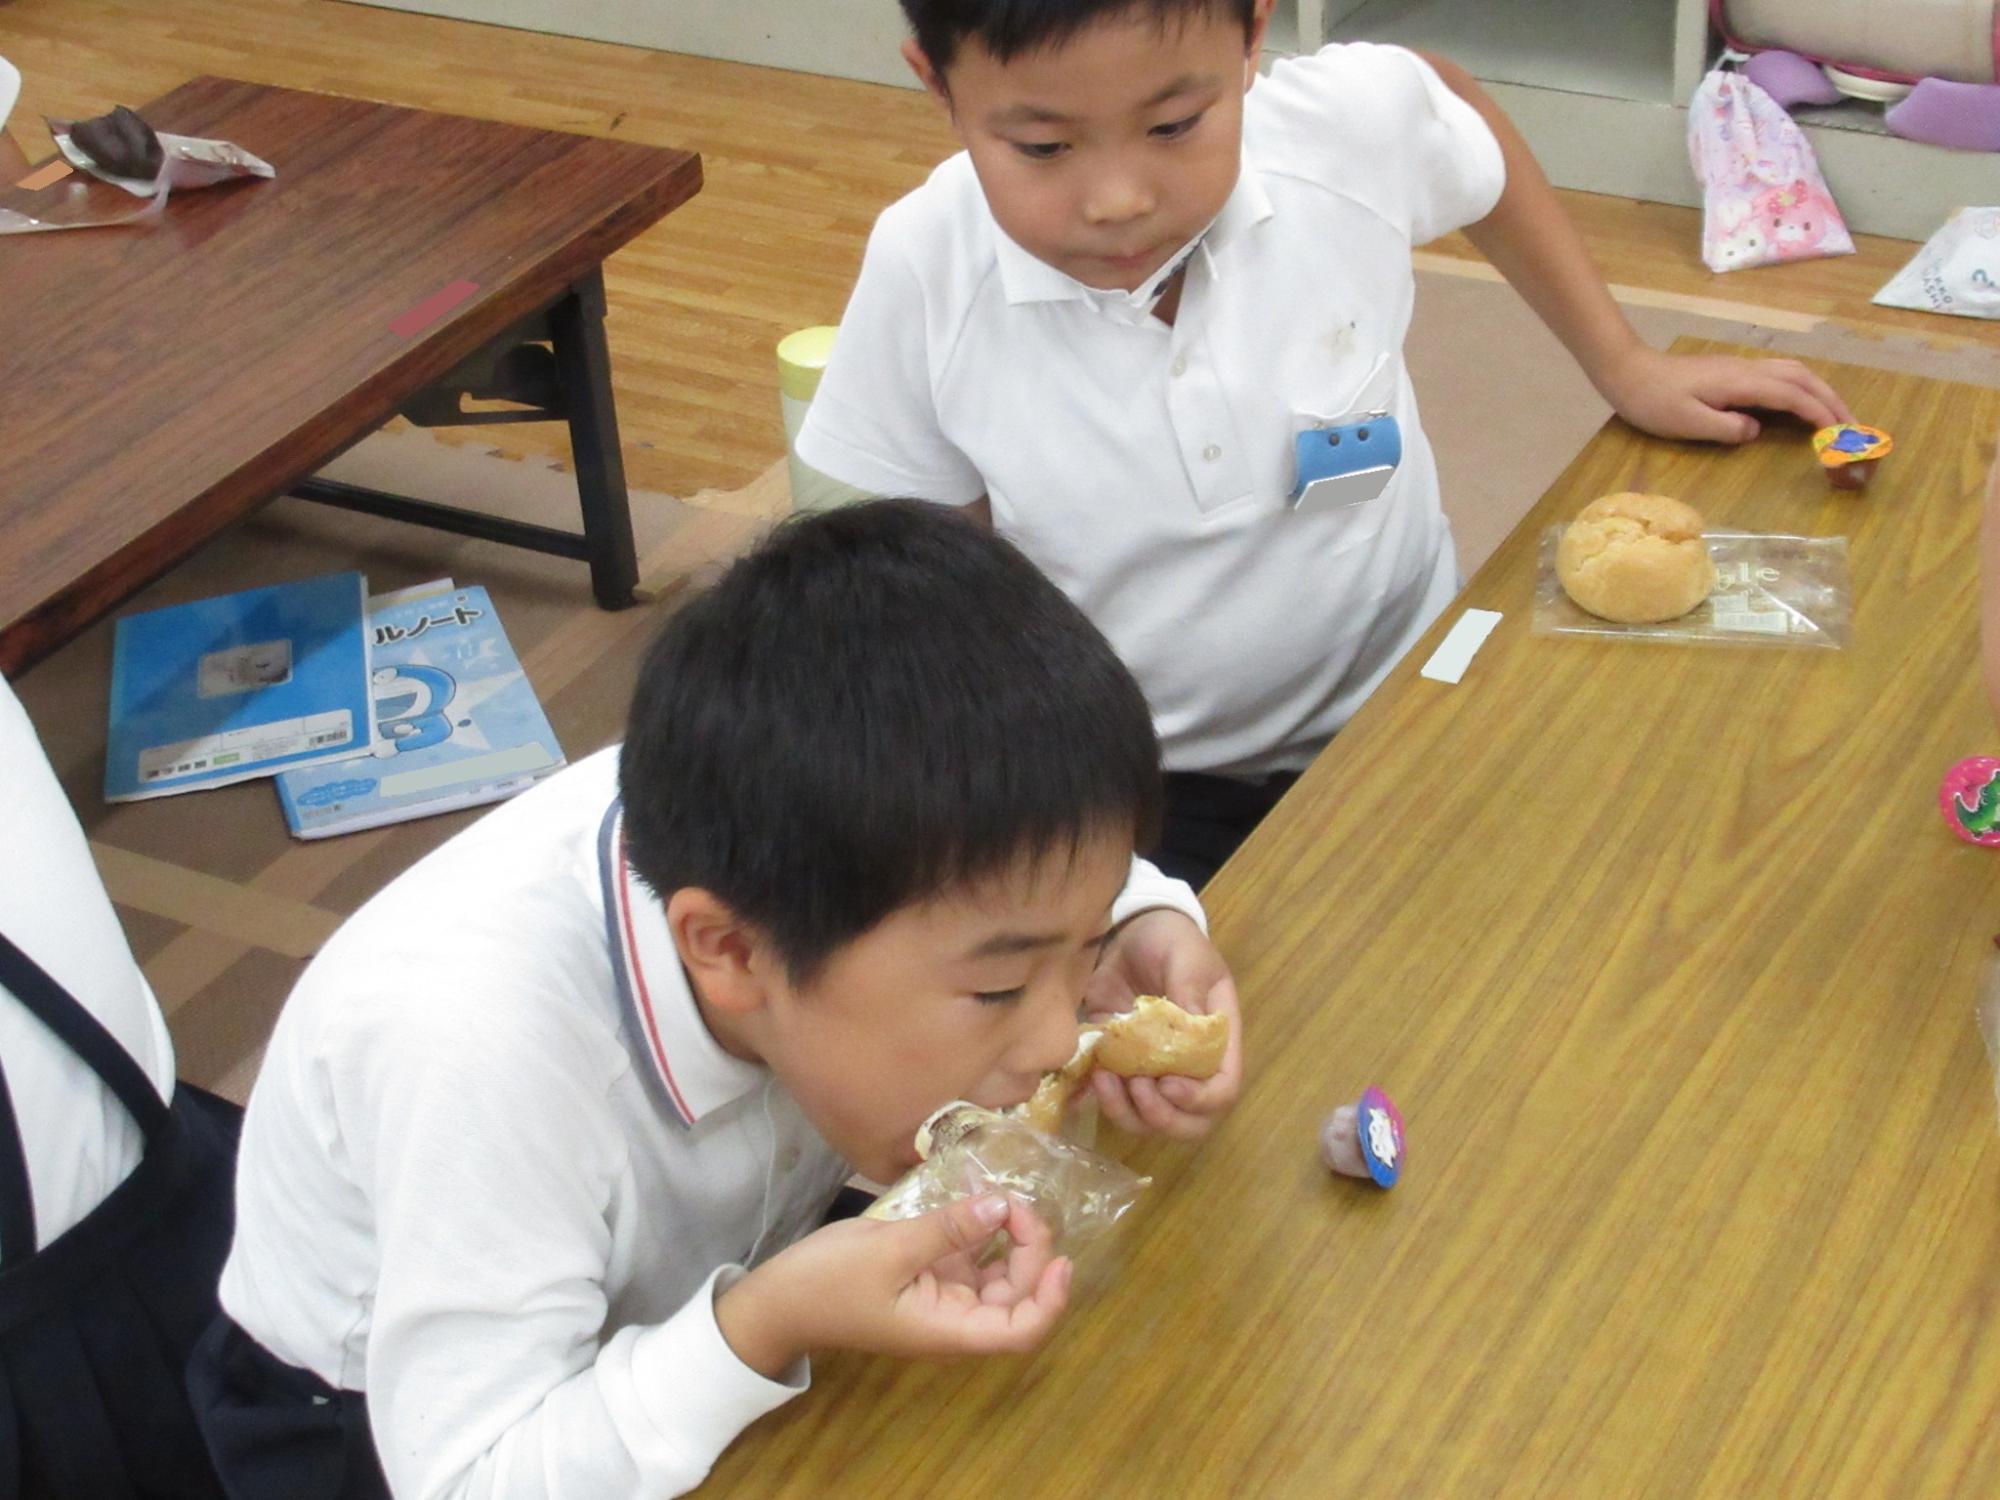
[
  {"x1": 105, "y1": 571, "x2": 373, "y2": 802},
  {"x1": 275, "y1": 583, "x2": 564, "y2": 839}
]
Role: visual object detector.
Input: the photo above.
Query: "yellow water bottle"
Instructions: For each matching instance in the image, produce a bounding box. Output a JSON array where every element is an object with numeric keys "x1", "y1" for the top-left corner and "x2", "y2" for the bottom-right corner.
[{"x1": 777, "y1": 326, "x2": 872, "y2": 513}]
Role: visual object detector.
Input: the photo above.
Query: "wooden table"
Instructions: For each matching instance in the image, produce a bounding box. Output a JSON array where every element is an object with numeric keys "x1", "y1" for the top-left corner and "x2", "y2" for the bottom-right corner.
[
  {"x1": 708, "y1": 343, "x2": 2000, "y2": 1497},
  {"x1": 0, "y1": 77, "x2": 701, "y2": 675}
]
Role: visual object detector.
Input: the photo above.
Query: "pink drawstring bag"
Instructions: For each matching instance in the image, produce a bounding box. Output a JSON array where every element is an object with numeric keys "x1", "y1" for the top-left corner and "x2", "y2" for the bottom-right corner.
[{"x1": 1688, "y1": 67, "x2": 1856, "y2": 272}]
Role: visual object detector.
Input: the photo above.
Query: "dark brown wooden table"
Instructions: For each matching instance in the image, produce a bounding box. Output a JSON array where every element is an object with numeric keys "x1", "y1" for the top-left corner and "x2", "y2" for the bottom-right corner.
[{"x1": 0, "y1": 77, "x2": 702, "y2": 675}]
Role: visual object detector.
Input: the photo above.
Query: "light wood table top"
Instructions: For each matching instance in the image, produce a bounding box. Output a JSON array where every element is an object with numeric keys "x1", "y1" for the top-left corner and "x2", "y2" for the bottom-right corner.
[{"x1": 708, "y1": 341, "x2": 2000, "y2": 1498}]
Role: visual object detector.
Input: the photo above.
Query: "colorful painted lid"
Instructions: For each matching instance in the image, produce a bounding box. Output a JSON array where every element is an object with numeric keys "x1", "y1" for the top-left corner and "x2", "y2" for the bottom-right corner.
[
  {"x1": 1941, "y1": 757, "x2": 2000, "y2": 847},
  {"x1": 1812, "y1": 423, "x2": 1893, "y2": 468},
  {"x1": 1355, "y1": 1087, "x2": 1405, "y2": 1189}
]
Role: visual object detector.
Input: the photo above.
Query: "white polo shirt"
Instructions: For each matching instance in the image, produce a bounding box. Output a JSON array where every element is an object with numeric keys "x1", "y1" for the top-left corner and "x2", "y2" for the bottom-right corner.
[
  {"x1": 798, "y1": 43, "x2": 1505, "y2": 777},
  {"x1": 220, "y1": 746, "x2": 1203, "y2": 1500},
  {"x1": 0, "y1": 674, "x2": 176, "y2": 1255}
]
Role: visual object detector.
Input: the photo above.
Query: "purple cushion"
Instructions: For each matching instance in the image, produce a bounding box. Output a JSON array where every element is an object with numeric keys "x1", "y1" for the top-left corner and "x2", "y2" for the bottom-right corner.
[
  {"x1": 1885, "y1": 78, "x2": 2000, "y2": 152},
  {"x1": 1744, "y1": 50, "x2": 1843, "y2": 109}
]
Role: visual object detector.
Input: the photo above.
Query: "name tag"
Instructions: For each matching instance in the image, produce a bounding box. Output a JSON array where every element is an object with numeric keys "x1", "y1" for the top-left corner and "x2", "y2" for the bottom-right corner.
[{"x1": 1289, "y1": 414, "x2": 1402, "y2": 514}]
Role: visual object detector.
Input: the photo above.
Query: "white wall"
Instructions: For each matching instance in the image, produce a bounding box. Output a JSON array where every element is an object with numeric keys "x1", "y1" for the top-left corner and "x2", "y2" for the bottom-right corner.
[
  {"x1": 359, "y1": 0, "x2": 918, "y2": 85},
  {"x1": 355, "y1": 0, "x2": 1312, "y2": 83},
  {"x1": 358, "y1": 1, "x2": 1966, "y2": 235}
]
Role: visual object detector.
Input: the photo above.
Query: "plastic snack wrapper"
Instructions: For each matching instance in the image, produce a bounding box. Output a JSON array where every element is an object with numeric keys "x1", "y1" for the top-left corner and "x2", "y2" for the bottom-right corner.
[
  {"x1": 52, "y1": 108, "x2": 275, "y2": 196},
  {"x1": 1535, "y1": 530, "x2": 1851, "y2": 649},
  {"x1": 1, "y1": 105, "x2": 273, "y2": 237},
  {"x1": 0, "y1": 182, "x2": 168, "y2": 235},
  {"x1": 1873, "y1": 208, "x2": 2000, "y2": 323},
  {"x1": 862, "y1": 1103, "x2": 1150, "y2": 1257}
]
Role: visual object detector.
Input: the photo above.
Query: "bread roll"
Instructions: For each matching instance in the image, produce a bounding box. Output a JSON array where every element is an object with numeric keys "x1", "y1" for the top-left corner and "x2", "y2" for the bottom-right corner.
[
  {"x1": 1010, "y1": 995, "x2": 1229, "y2": 1132},
  {"x1": 1090, "y1": 994, "x2": 1230, "y2": 1079},
  {"x1": 1017, "y1": 1032, "x2": 1101, "y2": 1133},
  {"x1": 1556, "y1": 492, "x2": 1716, "y2": 624}
]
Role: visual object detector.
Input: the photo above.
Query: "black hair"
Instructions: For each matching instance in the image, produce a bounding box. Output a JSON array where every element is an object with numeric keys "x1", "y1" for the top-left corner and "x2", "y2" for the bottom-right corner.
[
  {"x1": 901, "y1": 0, "x2": 1257, "y2": 74},
  {"x1": 619, "y1": 499, "x2": 1163, "y2": 982}
]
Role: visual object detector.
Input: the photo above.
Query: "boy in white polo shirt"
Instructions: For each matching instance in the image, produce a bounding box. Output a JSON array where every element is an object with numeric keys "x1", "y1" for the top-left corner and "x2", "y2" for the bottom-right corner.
[
  {"x1": 797, "y1": 0, "x2": 1851, "y2": 884},
  {"x1": 189, "y1": 500, "x2": 1241, "y2": 1500}
]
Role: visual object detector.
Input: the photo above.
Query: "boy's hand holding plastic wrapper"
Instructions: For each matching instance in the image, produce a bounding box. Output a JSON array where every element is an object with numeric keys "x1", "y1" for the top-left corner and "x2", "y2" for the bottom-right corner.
[
  {"x1": 863, "y1": 1103, "x2": 1152, "y2": 1257},
  {"x1": 1, "y1": 103, "x2": 274, "y2": 236},
  {"x1": 864, "y1": 996, "x2": 1231, "y2": 1258}
]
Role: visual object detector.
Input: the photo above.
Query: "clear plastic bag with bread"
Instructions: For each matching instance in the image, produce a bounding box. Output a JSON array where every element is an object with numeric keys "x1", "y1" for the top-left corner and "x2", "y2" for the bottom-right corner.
[
  {"x1": 863, "y1": 995, "x2": 1229, "y2": 1256},
  {"x1": 1535, "y1": 492, "x2": 1851, "y2": 649}
]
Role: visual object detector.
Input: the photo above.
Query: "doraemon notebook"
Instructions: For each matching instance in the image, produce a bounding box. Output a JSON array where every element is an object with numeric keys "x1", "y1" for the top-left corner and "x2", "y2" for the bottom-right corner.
[
  {"x1": 275, "y1": 583, "x2": 563, "y2": 839},
  {"x1": 104, "y1": 571, "x2": 372, "y2": 801}
]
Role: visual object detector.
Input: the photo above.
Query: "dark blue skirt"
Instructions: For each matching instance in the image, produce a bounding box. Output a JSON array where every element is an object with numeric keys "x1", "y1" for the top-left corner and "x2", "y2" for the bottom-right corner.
[{"x1": 0, "y1": 1085, "x2": 240, "y2": 1500}]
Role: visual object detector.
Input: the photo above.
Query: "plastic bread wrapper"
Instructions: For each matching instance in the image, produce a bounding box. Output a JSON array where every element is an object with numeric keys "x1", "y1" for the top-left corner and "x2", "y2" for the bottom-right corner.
[
  {"x1": 1, "y1": 112, "x2": 272, "y2": 236},
  {"x1": 862, "y1": 1102, "x2": 1149, "y2": 1258},
  {"x1": 1534, "y1": 530, "x2": 1852, "y2": 650}
]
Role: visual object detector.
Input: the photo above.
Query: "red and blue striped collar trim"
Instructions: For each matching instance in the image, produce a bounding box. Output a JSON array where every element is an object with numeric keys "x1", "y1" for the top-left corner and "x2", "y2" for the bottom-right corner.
[{"x1": 597, "y1": 799, "x2": 763, "y2": 1128}]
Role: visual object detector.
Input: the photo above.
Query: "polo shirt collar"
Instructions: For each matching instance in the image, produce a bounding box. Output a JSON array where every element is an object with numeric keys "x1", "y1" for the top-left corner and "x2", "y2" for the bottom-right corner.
[
  {"x1": 992, "y1": 152, "x2": 1275, "y2": 308},
  {"x1": 993, "y1": 220, "x2": 1089, "y2": 306},
  {"x1": 1205, "y1": 151, "x2": 1275, "y2": 257},
  {"x1": 597, "y1": 799, "x2": 765, "y2": 1127}
]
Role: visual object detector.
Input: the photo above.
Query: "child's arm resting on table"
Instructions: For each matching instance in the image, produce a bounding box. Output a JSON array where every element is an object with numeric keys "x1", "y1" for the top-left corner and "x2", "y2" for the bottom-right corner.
[{"x1": 1420, "y1": 51, "x2": 1851, "y2": 444}]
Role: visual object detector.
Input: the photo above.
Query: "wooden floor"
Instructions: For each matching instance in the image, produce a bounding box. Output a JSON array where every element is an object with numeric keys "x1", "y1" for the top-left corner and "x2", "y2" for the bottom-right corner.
[{"x1": 2, "y1": 0, "x2": 1993, "y2": 505}]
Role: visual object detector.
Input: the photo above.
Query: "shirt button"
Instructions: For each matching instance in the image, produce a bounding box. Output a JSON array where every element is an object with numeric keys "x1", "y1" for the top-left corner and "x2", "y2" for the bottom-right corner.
[
  {"x1": 1202, "y1": 443, "x2": 1221, "y2": 461},
  {"x1": 1170, "y1": 355, "x2": 1188, "y2": 377}
]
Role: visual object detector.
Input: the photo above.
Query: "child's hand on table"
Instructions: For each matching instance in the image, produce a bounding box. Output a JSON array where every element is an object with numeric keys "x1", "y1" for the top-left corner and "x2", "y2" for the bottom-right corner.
[
  {"x1": 1084, "y1": 909, "x2": 1243, "y2": 1140},
  {"x1": 717, "y1": 1194, "x2": 1070, "y2": 1379},
  {"x1": 1596, "y1": 344, "x2": 1851, "y2": 445}
]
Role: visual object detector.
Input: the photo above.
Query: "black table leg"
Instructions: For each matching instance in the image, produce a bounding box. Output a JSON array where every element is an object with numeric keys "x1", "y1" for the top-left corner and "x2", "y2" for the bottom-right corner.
[
  {"x1": 550, "y1": 270, "x2": 639, "y2": 609},
  {"x1": 290, "y1": 270, "x2": 643, "y2": 610}
]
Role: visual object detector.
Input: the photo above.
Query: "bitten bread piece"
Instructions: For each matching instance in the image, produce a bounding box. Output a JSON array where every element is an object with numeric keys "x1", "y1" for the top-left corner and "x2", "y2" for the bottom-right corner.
[
  {"x1": 1012, "y1": 996, "x2": 1229, "y2": 1132},
  {"x1": 1018, "y1": 1032, "x2": 1102, "y2": 1133},
  {"x1": 1091, "y1": 994, "x2": 1230, "y2": 1079},
  {"x1": 1556, "y1": 492, "x2": 1717, "y2": 625}
]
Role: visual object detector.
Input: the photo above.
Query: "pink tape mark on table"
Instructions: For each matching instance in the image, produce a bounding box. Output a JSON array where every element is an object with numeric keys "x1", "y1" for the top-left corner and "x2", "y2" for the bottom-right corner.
[
  {"x1": 389, "y1": 279, "x2": 480, "y2": 338},
  {"x1": 15, "y1": 160, "x2": 74, "y2": 191}
]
